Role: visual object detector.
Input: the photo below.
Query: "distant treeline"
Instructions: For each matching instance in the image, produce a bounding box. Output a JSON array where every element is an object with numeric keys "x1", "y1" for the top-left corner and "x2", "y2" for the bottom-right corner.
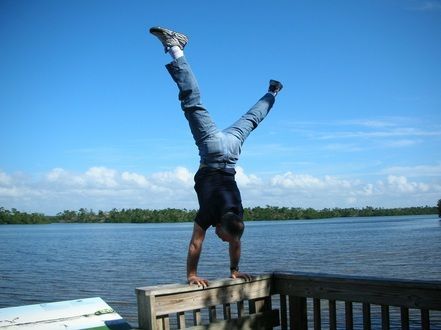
[{"x1": 1, "y1": 204, "x2": 439, "y2": 225}]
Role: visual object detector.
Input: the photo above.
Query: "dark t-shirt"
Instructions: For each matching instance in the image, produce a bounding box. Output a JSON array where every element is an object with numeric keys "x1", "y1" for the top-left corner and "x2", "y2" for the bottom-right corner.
[{"x1": 193, "y1": 167, "x2": 244, "y2": 230}]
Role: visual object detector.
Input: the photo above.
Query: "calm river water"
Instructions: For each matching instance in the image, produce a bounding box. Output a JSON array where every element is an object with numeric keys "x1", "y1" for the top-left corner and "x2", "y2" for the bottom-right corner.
[{"x1": 1, "y1": 215, "x2": 440, "y2": 328}]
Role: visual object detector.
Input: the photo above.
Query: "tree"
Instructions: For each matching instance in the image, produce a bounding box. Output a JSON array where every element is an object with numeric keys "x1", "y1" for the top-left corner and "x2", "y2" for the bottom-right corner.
[{"x1": 437, "y1": 199, "x2": 441, "y2": 218}]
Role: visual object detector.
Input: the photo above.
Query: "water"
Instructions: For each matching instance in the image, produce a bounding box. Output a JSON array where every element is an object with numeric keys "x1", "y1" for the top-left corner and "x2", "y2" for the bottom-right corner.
[{"x1": 1, "y1": 215, "x2": 440, "y2": 328}]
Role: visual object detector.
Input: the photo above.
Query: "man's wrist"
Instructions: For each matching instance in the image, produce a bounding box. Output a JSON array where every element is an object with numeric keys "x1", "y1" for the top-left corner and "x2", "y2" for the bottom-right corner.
[{"x1": 230, "y1": 266, "x2": 239, "y2": 273}]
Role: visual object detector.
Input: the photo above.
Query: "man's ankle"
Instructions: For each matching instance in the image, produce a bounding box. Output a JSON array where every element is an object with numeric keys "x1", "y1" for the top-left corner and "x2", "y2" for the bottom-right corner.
[{"x1": 169, "y1": 45, "x2": 184, "y2": 60}]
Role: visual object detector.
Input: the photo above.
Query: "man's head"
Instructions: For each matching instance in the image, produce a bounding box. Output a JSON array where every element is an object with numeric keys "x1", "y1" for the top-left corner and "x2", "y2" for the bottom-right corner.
[{"x1": 215, "y1": 211, "x2": 244, "y2": 242}]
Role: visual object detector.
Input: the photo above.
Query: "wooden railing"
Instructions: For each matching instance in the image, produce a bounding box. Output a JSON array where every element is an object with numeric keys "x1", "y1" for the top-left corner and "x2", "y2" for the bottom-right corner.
[
  {"x1": 136, "y1": 272, "x2": 441, "y2": 329},
  {"x1": 273, "y1": 272, "x2": 441, "y2": 330}
]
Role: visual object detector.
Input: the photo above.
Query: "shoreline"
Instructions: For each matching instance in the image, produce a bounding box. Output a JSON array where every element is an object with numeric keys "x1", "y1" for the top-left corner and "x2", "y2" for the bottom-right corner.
[{"x1": 1, "y1": 205, "x2": 439, "y2": 225}]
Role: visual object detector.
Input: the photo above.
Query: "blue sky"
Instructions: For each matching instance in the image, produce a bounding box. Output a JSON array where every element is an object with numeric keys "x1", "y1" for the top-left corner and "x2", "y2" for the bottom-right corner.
[{"x1": 1, "y1": 0, "x2": 440, "y2": 215}]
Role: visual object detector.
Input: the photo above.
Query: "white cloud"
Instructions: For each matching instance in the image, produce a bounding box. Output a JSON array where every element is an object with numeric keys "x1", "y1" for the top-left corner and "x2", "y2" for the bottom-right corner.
[
  {"x1": 362, "y1": 184, "x2": 374, "y2": 196},
  {"x1": 244, "y1": 170, "x2": 439, "y2": 209},
  {"x1": 271, "y1": 172, "x2": 323, "y2": 189},
  {"x1": 380, "y1": 163, "x2": 441, "y2": 177},
  {"x1": 121, "y1": 171, "x2": 151, "y2": 188},
  {"x1": 46, "y1": 168, "x2": 86, "y2": 187},
  {"x1": 85, "y1": 167, "x2": 118, "y2": 188},
  {"x1": 387, "y1": 175, "x2": 430, "y2": 193},
  {"x1": 270, "y1": 172, "x2": 354, "y2": 190},
  {"x1": 324, "y1": 143, "x2": 363, "y2": 152},
  {"x1": 235, "y1": 166, "x2": 262, "y2": 186},
  {"x1": 0, "y1": 171, "x2": 12, "y2": 185},
  {"x1": 319, "y1": 127, "x2": 441, "y2": 140},
  {"x1": 337, "y1": 119, "x2": 398, "y2": 128},
  {"x1": 382, "y1": 139, "x2": 421, "y2": 148},
  {"x1": 0, "y1": 186, "x2": 23, "y2": 198},
  {"x1": 46, "y1": 168, "x2": 67, "y2": 182},
  {"x1": 408, "y1": 1, "x2": 441, "y2": 11},
  {"x1": 151, "y1": 166, "x2": 193, "y2": 187},
  {"x1": 0, "y1": 166, "x2": 440, "y2": 214},
  {"x1": 279, "y1": 117, "x2": 441, "y2": 157}
]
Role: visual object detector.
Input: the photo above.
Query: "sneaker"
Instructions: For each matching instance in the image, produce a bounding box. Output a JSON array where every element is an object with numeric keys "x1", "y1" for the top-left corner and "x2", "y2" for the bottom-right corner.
[
  {"x1": 269, "y1": 79, "x2": 283, "y2": 94},
  {"x1": 149, "y1": 26, "x2": 188, "y2": 53},
  {"x1": 268, "y1": 79, "x2": 283, "y2": 94}
]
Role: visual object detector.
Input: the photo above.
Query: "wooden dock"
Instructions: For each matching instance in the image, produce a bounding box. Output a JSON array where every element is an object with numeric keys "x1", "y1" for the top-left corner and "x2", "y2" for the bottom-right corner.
[{"x1": 136, "y1": 272, "x2": 441, "y2": 330}]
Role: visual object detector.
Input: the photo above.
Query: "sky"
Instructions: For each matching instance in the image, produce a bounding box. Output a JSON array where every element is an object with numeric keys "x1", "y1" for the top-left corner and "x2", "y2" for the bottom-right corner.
[{"x1": 1, "y1": 0, "x2": 440, "y2": 215}]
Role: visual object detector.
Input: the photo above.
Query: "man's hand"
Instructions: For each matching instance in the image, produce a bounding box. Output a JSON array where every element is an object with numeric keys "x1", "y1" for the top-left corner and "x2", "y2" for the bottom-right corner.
[
  {"x1": 188, "y1": 275, "x2": 209, "y2": 288},
  {"x1": 230, "y1": 271, "x2": 253, "y2": 281}
]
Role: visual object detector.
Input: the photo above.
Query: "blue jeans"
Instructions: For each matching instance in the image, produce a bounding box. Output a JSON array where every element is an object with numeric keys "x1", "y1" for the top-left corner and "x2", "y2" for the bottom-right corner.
[{"x1": 166, "y1": 56, "x2": 275, "y2": 169}]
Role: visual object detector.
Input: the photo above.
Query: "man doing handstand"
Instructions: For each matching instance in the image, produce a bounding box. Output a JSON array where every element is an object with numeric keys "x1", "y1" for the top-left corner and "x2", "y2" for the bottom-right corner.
[{"x1": 150, "y1": 27, "x2": 283, "y2": 287}]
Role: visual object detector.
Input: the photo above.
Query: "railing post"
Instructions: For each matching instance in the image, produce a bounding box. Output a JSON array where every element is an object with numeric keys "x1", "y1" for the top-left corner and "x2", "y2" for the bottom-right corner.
[
  {"x1": 137, "y1": 291, "x2": 157, "y2": 330},
  {"x1": 156, "y1": 315, "x2": 169, "y2": 330},
  {"x1": 237, "y1": 300, "x2": 245, "y2": 318},
  {"x1": 223, "y1": 303, "x2": 231, "y2": 320},
  {"x1": 345, "y1": 301, "x2": 353, "y2": 330},
  {"x1": 289, "y1": 296, "x2": 307, "y2": 330},
  {"x1": 329, "y1": 300, "x2": 337, "y2": 330},
  {"x1": 421, "y1": 309, "x2": 430, "y2": 330},
  {"x1": 363, "y1": 303, "x2": 371, "y2": 330},
  {"x1": 249, "y1": 296, "x2": 271, "y2": 315},
  {"x1": 208, "y1": 305, "x2": 217, "y2": 322},
  {"x1": 192, "y1": 309, "x2": 201, "y2": 326},
  {"x1": 381, "y1": 305, "x2": 390, "y2": 330},
  {"x1": 313, "y1": 298, "x2": 321, "y2": 330},
  {"x1": 401, "y1": 307, "x2": 409, "y2": 330},
  {"x1": 177, "y1": 311, "x2": 185, "y2": 329},
  {"x1": 280, "y1": 294, "x2": 288, "y2": 330}
]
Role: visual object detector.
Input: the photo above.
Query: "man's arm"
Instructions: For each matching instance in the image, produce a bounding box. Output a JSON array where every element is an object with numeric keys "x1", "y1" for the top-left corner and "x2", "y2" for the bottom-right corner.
[
  {"x1": 187, "y1": 222, "x2": 209, "y2": 287},
  {"x1": 229, "y1": 240, "x2": 252, "y2": 281}
]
